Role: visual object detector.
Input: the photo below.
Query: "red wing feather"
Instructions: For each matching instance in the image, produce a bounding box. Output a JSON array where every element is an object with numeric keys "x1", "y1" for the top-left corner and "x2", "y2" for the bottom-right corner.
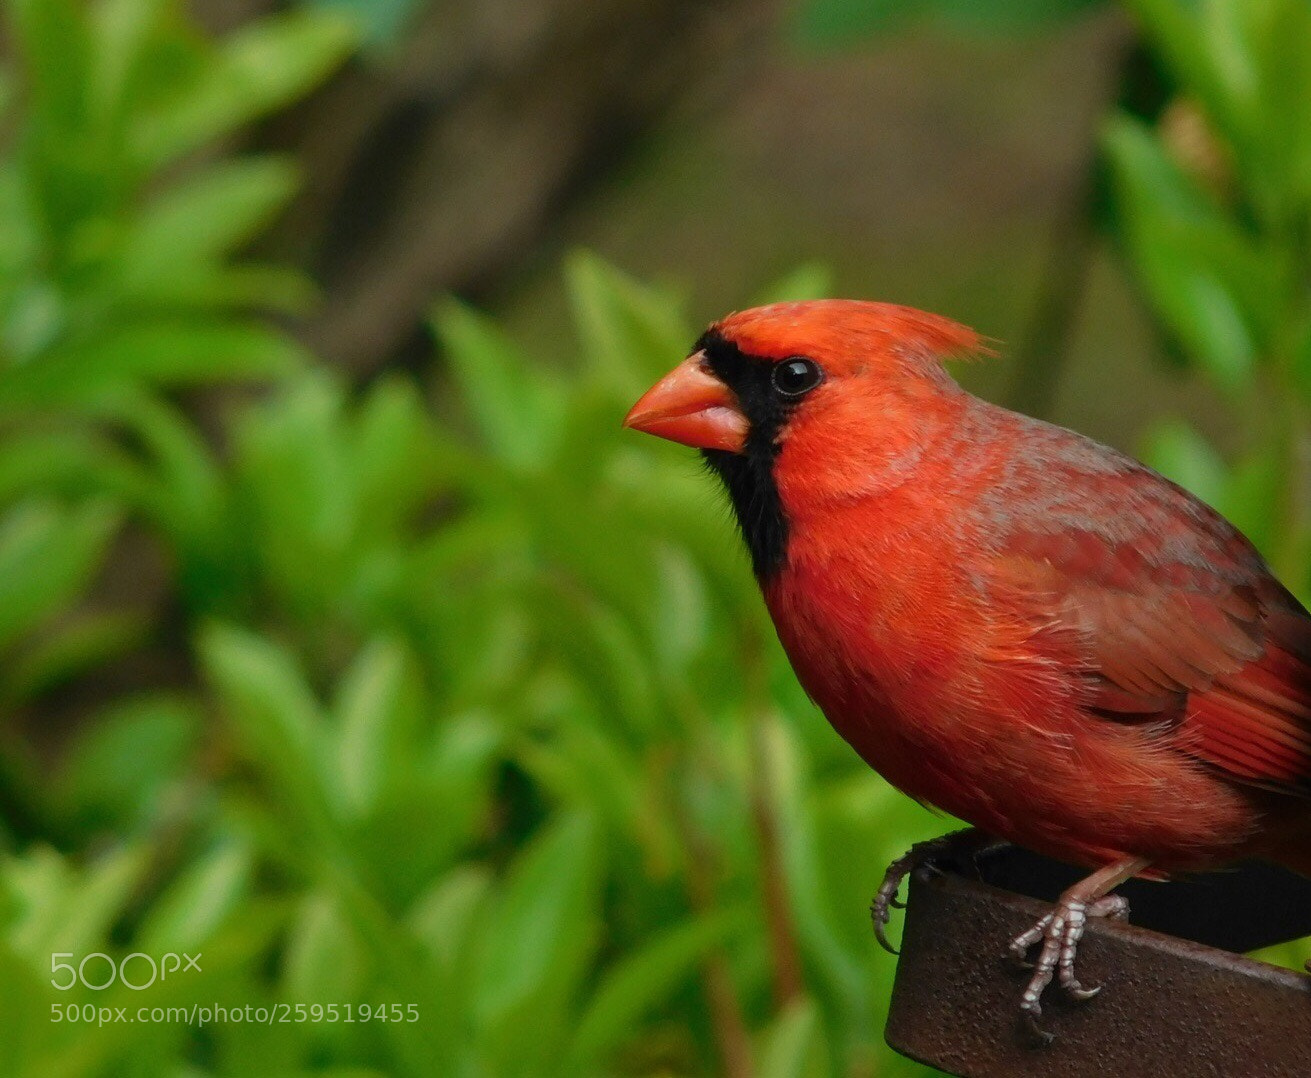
[
  {"x1": 989, "y1": 442, "x2": 1311, "y2": 795},
  {"x1": 1193, "y1": 612, "x2": 1311, "y2": 788}
]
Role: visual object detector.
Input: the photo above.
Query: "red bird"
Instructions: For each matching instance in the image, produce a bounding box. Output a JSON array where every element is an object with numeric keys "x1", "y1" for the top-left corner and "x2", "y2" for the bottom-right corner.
[{"x1": 623, "y1": 300, "x2": 1311, "y2": 1034}]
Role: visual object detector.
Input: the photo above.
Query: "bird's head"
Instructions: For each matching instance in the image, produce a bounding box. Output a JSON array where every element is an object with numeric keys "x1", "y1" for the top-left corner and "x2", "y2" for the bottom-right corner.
[{"x1": 624, "y1": 299, "x2": 986, "y2": 578}]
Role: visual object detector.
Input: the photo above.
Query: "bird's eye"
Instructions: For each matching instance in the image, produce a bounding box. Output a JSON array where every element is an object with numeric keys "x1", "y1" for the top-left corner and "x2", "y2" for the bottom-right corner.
[{"x1": 772, "y1": 357, "x2": 823, "y2": 398}]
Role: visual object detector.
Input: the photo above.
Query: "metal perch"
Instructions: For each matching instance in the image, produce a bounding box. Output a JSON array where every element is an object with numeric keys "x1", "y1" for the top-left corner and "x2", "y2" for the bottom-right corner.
[{"x1": 884, "y1": 832, "x2": 1311, "y2": 1077}]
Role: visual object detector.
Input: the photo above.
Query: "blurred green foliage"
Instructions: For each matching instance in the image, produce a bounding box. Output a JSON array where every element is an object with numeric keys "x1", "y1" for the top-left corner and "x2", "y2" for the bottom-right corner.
[
  {"x1": 1107, "y1": 0, "x2": 1311, "y2": 594},
  {"x1": 1104, "y1": 0, "x2": 1311, "y2": 974},
  {"x1": 2, "y1": 0, "x2": 1310, "y2": 1075},
  {"x1": 301, "y1": 0, "x2": 425, "y2": 50},
  {"x1": 793, "y1": 0, "x2": 1105, "y2": 45},
  {"x1": 0, "y1": 0, "x2": 354, "y2": 726},
  {"x1": 0, "y1": 5, "x2": 943, "y2": 1075}
]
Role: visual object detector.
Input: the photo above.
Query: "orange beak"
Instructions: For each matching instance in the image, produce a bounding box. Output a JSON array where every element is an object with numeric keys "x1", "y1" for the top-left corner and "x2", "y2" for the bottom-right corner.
[{"x1": 623, "y1": 353, "x2": 748, "y2": 453}]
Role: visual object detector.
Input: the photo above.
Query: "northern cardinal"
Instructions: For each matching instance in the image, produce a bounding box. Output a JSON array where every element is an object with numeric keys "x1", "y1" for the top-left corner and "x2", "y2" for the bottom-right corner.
[{"x1": 623, "y1": 300, "x2": 1311, "y2": 1036}]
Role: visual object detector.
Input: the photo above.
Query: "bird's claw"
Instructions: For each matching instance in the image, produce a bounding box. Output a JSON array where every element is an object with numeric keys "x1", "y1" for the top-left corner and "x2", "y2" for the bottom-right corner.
[
  {"x1": 871, "y1": 860, "x2": 921, "y2": 953},
  {"x1": 871, "y1": 830, "x2": 1004, "y2": 956},
  {"x1": 873, "y1": 919, "x2": 899, "y2": 955},
  {"x1": 870, "y1": 849, "x2": 920, "y2": 955},
  {"x1": 1022, "y1": 1011, "x2": 1057, "y2": 1047},
  {"x1": 1008, "y1": 893, "x2": 1128, "y2": 1042},
  {"x1": 1006, "y1": 911, "x2": 1051, "y2": 970}
]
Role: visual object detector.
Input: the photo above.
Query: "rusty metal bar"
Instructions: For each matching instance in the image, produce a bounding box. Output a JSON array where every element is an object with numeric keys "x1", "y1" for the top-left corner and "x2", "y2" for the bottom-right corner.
[{"x1": 884, "y1": 836, "x2": 1311, "y2": 1077}]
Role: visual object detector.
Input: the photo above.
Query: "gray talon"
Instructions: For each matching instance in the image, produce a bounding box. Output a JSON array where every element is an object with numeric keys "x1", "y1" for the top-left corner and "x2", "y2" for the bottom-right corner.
[
  {"x1": 1064, "y1": 981, "x2": 1101, "y2": 1002},
  {"x1": 871, "y1": 831, "x2": 1006, "y2": 958},
  {"x1": 1023, "y1": 1011, "x2": 1056, "y2": 1046},
  {"x1": 1008, "y1": 886, "x2": 1134, "y2": 1037},
  {"x1": 871, "y1": 905, "x2": 899, "y2": 955}
]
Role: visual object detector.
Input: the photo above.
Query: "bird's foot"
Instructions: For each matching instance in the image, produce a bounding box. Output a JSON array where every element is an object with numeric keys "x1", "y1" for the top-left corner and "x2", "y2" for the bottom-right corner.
[
  {"x1": 871, "y1": 829, "x2": 1005, "y2": 954},
  {"x1": 1008, "y1": 892, "x2": 1129, "y2": 1043}
]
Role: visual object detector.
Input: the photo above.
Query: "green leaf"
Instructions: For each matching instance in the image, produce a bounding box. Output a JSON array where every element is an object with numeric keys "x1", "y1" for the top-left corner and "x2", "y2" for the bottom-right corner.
[
  {"x1": 424, "y1": 713, "x2": 506, "y2": 865},
  {"x1": 116, "y1": 156, "x2": 300, "y2": 289},
  {"x1": 472, "y1": 812, "x2": 602, "y2": 1034},
  {"x1": 432, "y1": 297, "x2": 563, "y2": 469},
  {"x1": 0, "y1": 69, "x2": 15, "y2": 130},
  {"x1": 1121, "y1": 0, "x2": 1249, "y2": 156},
  {"x1": 0, "y1": 163, "x2": 41, "y2": 280},
  {"x1": 89, "y1": 0, "x2": 171, "y2": 128},
  {"x1": 408, "y1": 865, "x2": 491, "y2": 1072},
  {"x1": 1103, "y1": 116, "x2": 1263, "y2": 390},
  {"x1": 9, "y1": 0, "x2": 92, "y2": 137},
  {"x1": 305, "y1": 0, "x2": 426, "y2": 49},
  {"x1": 934, "y1": 0, "x2": 1105, "y2": 29},
  {"x1": 99, "y1": 392, "x2": 224, "y2": 541},
  {"x1": 511, "y1": 705, "x2": 680, "y2": 872},
  {"x1": 331, "y1": 637, "x2": 420, "y2": 817},
  {"x1": 0, "y1": 430, "x2": 145, "y2": 507},
  {"x1": 1295, "y1": 321, "x2": 1311, "y2": 402},
  {"x1": 0, "y1": 498, "x2": 120, "y2": 651},
  {"x1": 793, "y1": 0, "x2": 1103, "y2": 45},
  {"x1": 54, "y1": 694, "x2": 197, "y2": 830},
  {"x1": 283, "y1": 889, "x2": 367, "y2": 1002},
  {"x1": 566, "y1": 250, "x2": 691, "y2": 393},
  {"x1": 758, "y1": 997, "x2": 829, "y2": 1078},
  {"x1": 139, "y1": 838, "x2": 254, "y2": 954},
  {"x1": 132, "y1": 9, "x2": 356, "y2": 168},
  {"x1": 2, "y1": 610, "x2": 149, "y2": 706},
  {"x1": 648, "y1": 543, "x2": 712, "y2": 675},
  {"x1": 758, "y1": 714, "x2": 871, "y2": 1017},
  {"x1": 752, "y1": 262, "x2": 834, "y2": 306},
  {"x1": 1171, "y1": 273, "x2": 1255, "y2": 388},
  {"x1": 532, "y1": 580, "x2": 660, "y2": 740},
  {"x1": 1, "y1": 280, "x2": 65, "y2": 363},
  {"x1": 0, "y1": 321, "x2": 305, "y2": 409},
  {"x1": 1141, "y1": 418, "x2": 1228, "y2": 504},
  {"x1": 199, "y1": 622, "x2": 335, "y2": 840},
  {"x1": 231, "y1": 373, "x2": 357, "y2": 614},
  {"x1": 566, "y1": 909, "x2": 747, "y2": 1070},
  {"x1": 160, "y1": 263, "x2": 318, "y2": 314},
  {"x1": 1250, "y1": 0, "x2": 1311, "y2": 223},
  {"x1": 351, "y1": 375, "x2": 439, "y2": 536},
  {"x1": 11, "y1": 0, "x2": 116, "y2": 243},
  {"x1": 350, "y1": 712, "x2": 501, "y2": 890},
  {"x1": 6, "y1": 844, "x2": 147, "y2": 961},
  {"x1": 0, "y1": 944, "x2": 48, "y2": 1077},
  {"x1": 1220, "y1": 443, "x2": 1283, "y2": 558},
  {"x1": 408, "y1": 864, "x2": 492, "y2": 971}
]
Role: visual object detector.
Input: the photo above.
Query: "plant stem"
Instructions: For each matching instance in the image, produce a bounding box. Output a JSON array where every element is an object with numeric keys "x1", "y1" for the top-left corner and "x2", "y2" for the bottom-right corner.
[
  {"x1": 1006, "y1": 23, "x2": 1147, "y2": 421},
  {"x1": 750, "y1": 718, "x2": 805, "y2": 1006},
  {"x1": 672, "y1": 771, "x2": 754, "y2": 1078},
  {"x1": 1004, "y1": 168, "x2": 1098, "y2": 421},
  {"x1": 742, "y1": 624, "x2": 805, "y2": 1008}
]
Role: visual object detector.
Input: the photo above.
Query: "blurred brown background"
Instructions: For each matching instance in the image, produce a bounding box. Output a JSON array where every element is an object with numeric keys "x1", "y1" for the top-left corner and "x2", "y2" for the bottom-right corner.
[{"x1": 200, "y1": 0, "x2": 1225, "y2": 453}]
